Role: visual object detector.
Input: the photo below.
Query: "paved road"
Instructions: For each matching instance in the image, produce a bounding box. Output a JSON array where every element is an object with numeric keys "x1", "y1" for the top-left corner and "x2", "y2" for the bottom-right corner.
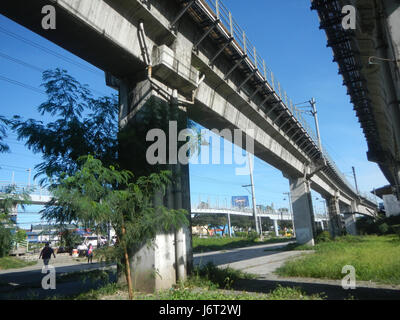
[
  {"x1": 0, "y1": 258, "x2": 116, "y2": 299},
  {"x1": 193, "y1": 241, "x2": 306, "y2": 276}
]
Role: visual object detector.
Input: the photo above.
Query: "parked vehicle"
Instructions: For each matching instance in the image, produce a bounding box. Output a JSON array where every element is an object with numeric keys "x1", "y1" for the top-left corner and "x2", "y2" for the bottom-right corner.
[{"x1": 76, "y1": 236, "x2": 107, "y2": 256}]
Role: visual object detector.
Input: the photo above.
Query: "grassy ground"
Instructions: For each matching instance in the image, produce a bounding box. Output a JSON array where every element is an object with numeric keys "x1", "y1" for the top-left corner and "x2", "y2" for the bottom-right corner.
[
  {"x1": 276, "y1": 235, "x2": 400, "y2": 285},
  {"x1": 193, "y1": 236, "x2": 292, "y2": 253},
  {"x1": 0, "y1": 256, "x2": 37, "y2": 270},
  {"x1": 66, "y1": 263, "x2": 324, "y2": 300}
]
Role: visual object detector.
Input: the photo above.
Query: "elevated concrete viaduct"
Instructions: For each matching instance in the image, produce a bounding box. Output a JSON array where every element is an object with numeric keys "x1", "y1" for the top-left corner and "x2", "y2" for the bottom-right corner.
[
  {"x1": 0, "y1": 0, "x2": 377, "y2": 291},
  {"x1": 312, "y1": 0, "x2": 400, "y2": 197}
]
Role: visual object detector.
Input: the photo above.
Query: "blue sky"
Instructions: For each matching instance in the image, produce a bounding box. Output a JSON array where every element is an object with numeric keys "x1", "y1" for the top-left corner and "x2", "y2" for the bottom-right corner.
[{"x1": 0, "y1": 1, "x2": 387, "y2": 228}]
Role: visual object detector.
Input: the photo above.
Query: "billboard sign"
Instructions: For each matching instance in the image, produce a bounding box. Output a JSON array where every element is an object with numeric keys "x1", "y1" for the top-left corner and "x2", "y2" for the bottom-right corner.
[{"x1": 232, "y1": 196, "x2": 249, "y2": 208}]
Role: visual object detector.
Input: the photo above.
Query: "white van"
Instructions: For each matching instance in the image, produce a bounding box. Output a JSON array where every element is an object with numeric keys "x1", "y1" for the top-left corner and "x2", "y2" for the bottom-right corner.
[{"x1": 76, "y1": 236, "x2": 107, "y2": 254}]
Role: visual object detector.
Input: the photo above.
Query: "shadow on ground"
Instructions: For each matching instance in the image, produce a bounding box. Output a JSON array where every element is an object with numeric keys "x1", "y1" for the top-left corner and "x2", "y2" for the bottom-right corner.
[
  {"x1": 0, "y1": 263, "x2": 117, "y2": 300},
  {"x1": 232, "y1": 278, "x2": 400, "y2": 300}
]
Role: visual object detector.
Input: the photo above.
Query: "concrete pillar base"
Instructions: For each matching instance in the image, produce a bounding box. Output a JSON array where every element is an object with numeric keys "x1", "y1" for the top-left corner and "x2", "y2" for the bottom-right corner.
[
  {"x1": 326, "y1": 196, "x2": 342, "y2": 237},
  {"x1": 130, "y1": 233, "x2": 176, "y2": 293},
  {"x1": 344, "y1": 213, "x2": 357, "y2": 235},
  {"x1": 273, "y1": 219, "x2": 279, "y2": 237},
  {"x1": 289, "y1": 177, "x2": 315, "y2": 246},
  {"x1": 118, "y1": 79, "x2": 192, "y2": 293}
]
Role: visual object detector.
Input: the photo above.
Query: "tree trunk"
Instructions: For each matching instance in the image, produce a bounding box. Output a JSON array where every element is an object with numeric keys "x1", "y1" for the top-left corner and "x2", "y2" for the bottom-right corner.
[{"x1": 121, "y1": 224, "x2": 133, "y2": 300}]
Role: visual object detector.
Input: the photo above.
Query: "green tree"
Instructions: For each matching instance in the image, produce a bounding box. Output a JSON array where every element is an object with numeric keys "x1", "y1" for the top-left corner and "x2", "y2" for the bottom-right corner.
[
  {"x1": 0, "y1": 115, "x2": 10, "y2": 154},
  {"x1": 0, "y1": 184, "x2": 32, "y2": 216},
  {"x1": 192, "y1": 214, "x2": 213, "y2": 235},
  {"x1": 231, "y1": 215, "x2": 253, "y2": 232},
  {"x1": 0, "y1": 185, "x2": 31, "y2": 256},
  {"x1": 51, "y1": 156, "x2": 188, "y2": 299},
  {"x1": 13, "y1": 228, "x2": 27, "y2": 245},
  {"x1": 11, "y1": 68, "x2": 119, "y2": 227},
  {"x1": 12, "y1": 68, "x2": 119, "y2": 185},
  {"x1": 0, "y1": 226, "x2": 12, "y2": 257},
  {"x1": 192, "y1": 214, "x2": 228, "y2": 236},
  {"x1": 59, "y1": 229, "x2": 81, "y2": 252}
]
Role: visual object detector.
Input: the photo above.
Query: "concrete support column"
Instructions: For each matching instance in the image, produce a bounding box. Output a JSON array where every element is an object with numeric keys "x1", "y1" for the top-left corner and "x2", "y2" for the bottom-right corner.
[
  {"x1": 273, "y1": 219, "x2": 279, "y2": 237},
  {"x1": 227, "y1": 213, "x2": 232, "y2": 237},
  {"x1": 118, "y1": 79, "x2": 192, "y2": 292},
  {"x1": 289, "y1": 177, "x2": 316, "y2": 246},
  {"x1": 344, "y1": 213, "x2": 357, "y2": 235},
  {"x1": 326, "y1": 195, "x2": 342, "y2": 237}
]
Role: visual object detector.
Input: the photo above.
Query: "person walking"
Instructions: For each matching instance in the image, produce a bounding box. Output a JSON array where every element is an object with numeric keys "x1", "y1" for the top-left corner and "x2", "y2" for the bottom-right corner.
[
  {"x1": 39, "y1": 242, "x2": 56, "y2": 266},
  {"x1": 87, "y1": 243, "x2": 94, "y2": 264}
]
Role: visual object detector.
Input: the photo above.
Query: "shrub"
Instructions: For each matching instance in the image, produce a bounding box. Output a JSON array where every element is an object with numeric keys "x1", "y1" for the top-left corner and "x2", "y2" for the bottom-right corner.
[
  {"x1": 378, "y1": 223, "x2": 389, "y2": 235},
  {"x1": 0, "y1": 225, "x2": 12, "y2": 257},
  {"x1": 356, "y1": 214, "x2": 400, "y2": 236},
  {"x1": 246, "y1": 231, "x2": 259, "y2": 241},
  {"x1": 392, "y1": 225, "x2": 400, "y2": 239},
  {"x1": 234, "y1": 232, "x2": 248, "y2": 238},
  {"x1": 315, "y1": 231, "x2": 331, "y2": 243}
]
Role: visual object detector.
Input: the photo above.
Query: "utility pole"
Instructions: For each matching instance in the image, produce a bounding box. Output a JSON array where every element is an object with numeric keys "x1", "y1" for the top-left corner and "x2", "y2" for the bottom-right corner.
[
  {"x1": 243, "y1": 153, "x2": 260, "y2": 235},
  {"x1": 227, "y1": 213, "x2": 232, "y2": 237},
  {"x1": 284, "y1": 192, "x2": 296, "y2": 237},
  {"x1": 27, "y1": 168, "x2": 31, "y2": 187},
  {"x1": 310, "y1": 98, "x2": 322, "y2": 152},
  {"x1": 352, "y1": 166, "x2": 359, "y2": 194}
]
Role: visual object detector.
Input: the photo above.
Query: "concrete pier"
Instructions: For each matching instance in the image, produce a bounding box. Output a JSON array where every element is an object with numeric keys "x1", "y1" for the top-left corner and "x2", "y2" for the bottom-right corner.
[
  {"x1": 289, "y1": 177, "x2": 315, "y2": 246},
  {"x1": 118, "y1": 78, "x2": 192, "y2": 292},
  {"x1": 344, "y1": 213, "x2": 357, "y2": 235},
  {"x1": 273, "y1": 219, "x2": 279, "y2": 237},
  {"x1": 326, "y1": 195, "x2": 342, "y2": 237}
]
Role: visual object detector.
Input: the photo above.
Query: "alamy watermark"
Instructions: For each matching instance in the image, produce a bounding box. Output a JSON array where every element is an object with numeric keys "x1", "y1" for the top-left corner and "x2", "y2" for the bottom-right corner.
[
  {"x1": 41, "y1": 265, "x2": 56, "y2": 290},
  {"x1": 146, "y1": 121, "x2": 254, "y2": 176},
  {"x1": 341, "y1": 265, "x2": 356, "y2": 290},
  {"x1": 342, "y1": 5, "x2": 356, "y2": 30},
  {"x1": 41, "y1": 5, "x2": 56, "y2": 30}
]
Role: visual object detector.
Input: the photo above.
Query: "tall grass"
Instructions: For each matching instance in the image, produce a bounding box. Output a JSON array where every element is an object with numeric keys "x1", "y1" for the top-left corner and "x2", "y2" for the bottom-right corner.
[{"x1": 276, "y1": 235, "x2": 400, "y2": 285}]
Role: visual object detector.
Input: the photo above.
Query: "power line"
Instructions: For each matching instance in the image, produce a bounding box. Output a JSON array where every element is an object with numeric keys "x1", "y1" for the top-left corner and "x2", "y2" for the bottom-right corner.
[
  {"x1": 0, "y1": 52, "x2": 110, "y2": 96},
  {"x1": 0, "y1": 51, "x2": 45, "y2": 73},
  {"x1": 0, "y1": 74, "x2": 45, "y2": 95},
  {"x1": 0, "y1": 26, "x2": 102, "y2": 77},
  {"x1": 0, "y1": 163, "x2": 31, "y2": 170},
  {"x1": 0, "y1": 167, "x2": 29, "y2": 173}
]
